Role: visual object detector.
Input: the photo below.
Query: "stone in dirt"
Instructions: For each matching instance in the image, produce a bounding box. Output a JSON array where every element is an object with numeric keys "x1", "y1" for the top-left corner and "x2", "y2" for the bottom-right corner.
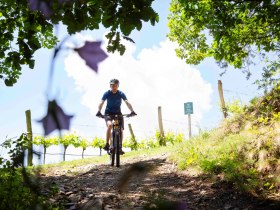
[
  {"x1": 87, "y1": 193, "x2": 94, "y2": 198},
  {"x1": 68, "y1": 206, "x2": 76, "y2": 210},
  {"x1": 224, "y1": 204, "x2": 233, "y2": 210},
  {"x1": 79, "y1": 197, "x2": 103, "y2": 210},
  {"x1": 104, "y1": 205, "x2": 113, "y2": 210},
  {"x1": 66, "y1": 191, "x2": 74, "y2": 196},
  {"x1": 64, "y1": 203, "x2": 75, "y2": 208},
  {"x1": 60, "y1": 190, "x2": 66, "y2": 195}
]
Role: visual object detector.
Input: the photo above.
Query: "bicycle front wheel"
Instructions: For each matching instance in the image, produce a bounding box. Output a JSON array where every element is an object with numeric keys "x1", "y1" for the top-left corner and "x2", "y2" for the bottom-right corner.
[
  {"x1": 116, "y1": 133, "x2": 120, "y2": 167},
  {"x1": 110, "y1": 132, "x2": 115, "y2": 166}
]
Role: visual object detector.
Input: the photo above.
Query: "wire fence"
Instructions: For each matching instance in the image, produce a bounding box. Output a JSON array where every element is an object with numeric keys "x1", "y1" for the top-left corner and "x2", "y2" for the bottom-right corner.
[
  {"x1": 2, "y1": 87, "x2": 260, "y2": 160},
  {"x1": 35, "y1": 151, "x2": 101, "y2": 157},
  {"x1": 0, "y1": 118, "x2": 190, "y2": 160},
  {"x1": 0, "y1": 133, "x2": 104, "y2": 160},
  {"x1": 1, "y1": 117, "x2": 195, "y2": 146}
]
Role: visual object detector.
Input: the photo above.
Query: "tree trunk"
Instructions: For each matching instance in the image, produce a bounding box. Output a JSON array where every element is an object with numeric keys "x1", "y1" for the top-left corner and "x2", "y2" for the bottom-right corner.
[
  {"x1": 43, "y1": 146, "x2": 46, "y2": 164},
  {"x1": 99, "y1": 147, "x2": 102, "y2": 156},
  {"x1": 82, "y1": 148, "x2": 85, "y2": 159},
  {"x1": 63, "y1": 145, "x2": 68, "y2": 161}
]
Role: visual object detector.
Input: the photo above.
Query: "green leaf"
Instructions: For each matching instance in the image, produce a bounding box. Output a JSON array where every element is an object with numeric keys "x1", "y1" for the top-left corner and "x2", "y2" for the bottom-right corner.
[
  {"x1": 0, "y1": 0, "x2": 158, "y2": 86},
  {"x1": 123, "y1": 36, "x2": 135, "y2": 43},
  {"x1": 29, "y1": 60, "x2": 35, "y2": 69},
  {"x1": 168, "y1": 0, "x2": 280, "y2": 85},
  {"x1": 4, "y1": 79, "x2": 14, "y2": 86}
]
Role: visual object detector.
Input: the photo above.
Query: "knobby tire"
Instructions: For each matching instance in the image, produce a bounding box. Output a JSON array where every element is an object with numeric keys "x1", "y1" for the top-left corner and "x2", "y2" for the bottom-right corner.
[
  {"x1": 116, "y1": 133, "x2": 120, "y2": 167},
  {"x1": 110, "y1": 132, "x2": 115, "y2": 166}
]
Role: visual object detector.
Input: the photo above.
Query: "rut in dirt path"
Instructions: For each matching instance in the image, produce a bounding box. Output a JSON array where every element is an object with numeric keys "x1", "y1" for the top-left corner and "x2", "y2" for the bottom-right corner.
[{"x1": 40, "y1": 155, "x2": 280, "y2": 210}]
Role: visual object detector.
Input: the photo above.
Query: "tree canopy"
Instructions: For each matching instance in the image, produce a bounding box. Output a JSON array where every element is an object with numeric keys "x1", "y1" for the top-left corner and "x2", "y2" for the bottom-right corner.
[
  {"x1": 0, "y1": 0, "x2": 158, "y2": 86},
  {"x1": 168, "y1": 0, "x2": 280, "y2": 85}
]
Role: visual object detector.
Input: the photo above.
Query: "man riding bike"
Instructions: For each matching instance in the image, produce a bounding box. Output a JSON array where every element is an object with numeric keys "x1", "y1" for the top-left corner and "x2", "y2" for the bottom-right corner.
[{"x1": 96, "y1": 79, "x2": 136, "y2": 155}]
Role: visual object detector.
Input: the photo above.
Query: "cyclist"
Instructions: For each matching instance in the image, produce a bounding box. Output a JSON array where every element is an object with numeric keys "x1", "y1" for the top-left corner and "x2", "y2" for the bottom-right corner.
[{"x1": 96, "y1": 79, "x2": 136, "y2": 154}]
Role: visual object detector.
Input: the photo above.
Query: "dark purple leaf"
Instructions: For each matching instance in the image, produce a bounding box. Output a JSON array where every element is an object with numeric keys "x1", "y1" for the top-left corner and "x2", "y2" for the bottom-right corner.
[
  {"x1": 29, "y1": 0, "x2": 53, "y2": 18},
  {"x1": 38, "y1": 100, "x2": 73, "y2": 136},
  {"x1": 28, "y1": 0, "x2": 73, "y2": 18},
  {"x1": 75, "y1": 41, "x2": 108, "y2": 73}
]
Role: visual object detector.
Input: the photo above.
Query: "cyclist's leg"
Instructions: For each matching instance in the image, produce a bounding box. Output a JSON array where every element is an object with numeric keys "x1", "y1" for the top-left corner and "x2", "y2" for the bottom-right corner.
[
  {"x1": 106, "y1": 120, "x2": 113, "y2": 143},
  {"x1": 104, "y1": 117, "x2": 113, "y2": 150}
]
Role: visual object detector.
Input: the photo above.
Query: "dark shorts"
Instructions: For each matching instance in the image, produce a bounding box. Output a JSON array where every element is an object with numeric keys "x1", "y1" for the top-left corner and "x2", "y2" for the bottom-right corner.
[{"x1": 104, "y1": 114, "x2": 124, "y2": 130}]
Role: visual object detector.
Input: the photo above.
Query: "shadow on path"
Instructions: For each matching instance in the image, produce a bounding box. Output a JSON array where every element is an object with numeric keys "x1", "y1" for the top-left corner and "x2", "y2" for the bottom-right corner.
[{"x1": 39, "y1": 156, "x2": 280, "y2": 210}]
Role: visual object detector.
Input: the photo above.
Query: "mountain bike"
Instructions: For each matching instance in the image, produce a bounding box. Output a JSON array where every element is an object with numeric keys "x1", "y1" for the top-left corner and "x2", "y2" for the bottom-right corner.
[{"x1": 100, "y1": 114, "x2": 134, "y2": 167}]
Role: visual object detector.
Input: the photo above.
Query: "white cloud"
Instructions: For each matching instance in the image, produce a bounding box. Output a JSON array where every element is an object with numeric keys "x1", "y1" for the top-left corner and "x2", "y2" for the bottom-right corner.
[{"x1": 64, "y1": 37, "x2": 213, "y2": 139}]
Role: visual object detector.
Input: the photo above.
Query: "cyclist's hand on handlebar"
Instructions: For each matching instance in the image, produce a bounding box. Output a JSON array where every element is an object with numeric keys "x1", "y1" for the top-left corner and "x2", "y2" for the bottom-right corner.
[
  {"x1": 96, "y1": 111, "x2": 102, "y2": 118},
  {"x1": 129, "y1": 111, "x2": 137, "y2": 117}
]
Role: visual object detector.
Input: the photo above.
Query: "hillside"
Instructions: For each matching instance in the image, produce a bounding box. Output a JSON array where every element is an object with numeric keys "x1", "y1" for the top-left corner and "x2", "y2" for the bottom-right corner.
[
  {"x1": 170, "y1": 84, "x2": 280, "y2": 199},
  {"x1": 1, "y1": 85, "x2": 280, "y2": 210}
]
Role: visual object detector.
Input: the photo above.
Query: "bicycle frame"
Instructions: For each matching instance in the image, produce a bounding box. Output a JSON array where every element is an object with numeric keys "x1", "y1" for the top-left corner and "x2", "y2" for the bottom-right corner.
[
  {"x1": 110, "y1": 115, "x2": 121, "y2": 167},
  {"x1": 102, "y1": 114, "x2": 131, "y2": 167}
]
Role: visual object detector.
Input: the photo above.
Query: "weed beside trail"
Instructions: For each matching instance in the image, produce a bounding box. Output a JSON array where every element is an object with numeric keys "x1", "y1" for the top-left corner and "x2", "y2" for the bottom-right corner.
[
  {"x1": 170, "y1": 125, "x2": 280, "y2": 196},
  {"x1": 170, "y1": 85, "x2": 280, "y2": 198}
]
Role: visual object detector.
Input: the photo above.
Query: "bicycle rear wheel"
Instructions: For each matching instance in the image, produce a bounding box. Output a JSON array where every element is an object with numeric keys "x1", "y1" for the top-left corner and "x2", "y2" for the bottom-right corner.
[{"x1": 110, "y1": 150, "x2": 115, "y2": 166}]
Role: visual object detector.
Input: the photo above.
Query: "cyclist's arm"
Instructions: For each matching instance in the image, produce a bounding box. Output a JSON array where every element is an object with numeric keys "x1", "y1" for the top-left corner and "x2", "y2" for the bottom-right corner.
[
  {"x1": 124, "y1": 100, "x2": 134, "y2": 112},
  {"x1": 98, "y1": 100, "x2": 105, "y2": 112}
]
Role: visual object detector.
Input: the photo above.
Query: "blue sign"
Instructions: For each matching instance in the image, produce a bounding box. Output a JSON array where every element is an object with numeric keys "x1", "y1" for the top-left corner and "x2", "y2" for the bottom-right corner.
[{"x1": 184, "y1": 102, "x2": 193, "y2": 115}]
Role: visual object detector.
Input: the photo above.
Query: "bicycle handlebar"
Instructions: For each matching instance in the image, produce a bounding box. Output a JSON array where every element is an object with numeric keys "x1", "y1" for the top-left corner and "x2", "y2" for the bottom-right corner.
[{"x1": 98, "y1": 114, "x2": 135, "y2": 119}]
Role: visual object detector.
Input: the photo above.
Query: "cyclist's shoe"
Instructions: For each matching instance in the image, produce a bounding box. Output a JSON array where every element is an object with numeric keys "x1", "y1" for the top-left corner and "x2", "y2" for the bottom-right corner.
[
  {"x1": 109, "y1": 146, "x2": 114, "y2": 154},
  {"x1": 120, "y1": 149, "x2": 125, "y2": 155},
  {"x1": 103, "y1": 143, "x2": 110, "y2": 151}
]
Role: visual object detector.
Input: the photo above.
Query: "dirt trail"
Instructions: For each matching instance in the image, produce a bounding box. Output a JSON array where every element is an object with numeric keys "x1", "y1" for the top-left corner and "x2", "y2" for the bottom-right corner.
[{"x1": 40, "y1": 154, "x2": 280, "y2": 210}]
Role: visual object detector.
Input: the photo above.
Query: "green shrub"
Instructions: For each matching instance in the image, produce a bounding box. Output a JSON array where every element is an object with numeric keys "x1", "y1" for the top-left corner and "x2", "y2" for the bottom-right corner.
[
  {"x1": 0, "y1": 134, "x2": 51, "y2": 209},
  {"x1": 146, "y1": 137, "x2": 158, "y2": 149},
  {"x1": 73, "y1": 137, "x2": 89, "y2": 159},
  {"x1": 137, "y1": 139, "x2": 148, "y2": 150},
  {"x1": 60, "y1": 133, "x2": 79, "y2": 161},
  {"x1": 155, "y1": 130, "x2": 166, "y2": 146},
  {"x1": 165, "y1": 131, "x2": 176, "y2": 145},
  {"x1": 123, "y1": 136, "x2": 138, "y2": 151},
  {"x1": 226, "y1": 99, "x2": 246, "y2": 116},
  {"x1": 91, "y1": 137, "x2": 105, "y2": 156},
  {"x1": 33, "y1": 136, "x2": 59, "y2": 164},
  {"x1": 246, "y1": 84, "x2": 280, "y2": 124},
  {"x1": 175, "y1": 133, "x2": 185, "y2": 143},
  {"x1": 170, "y1": 127, "x2": 280, "y2": 195}
]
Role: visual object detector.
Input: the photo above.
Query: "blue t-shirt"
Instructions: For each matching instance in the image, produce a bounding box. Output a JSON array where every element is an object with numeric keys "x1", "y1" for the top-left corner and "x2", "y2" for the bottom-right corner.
[{"x1": 102, "y1": 90, "x2": 127, "y2": 114}]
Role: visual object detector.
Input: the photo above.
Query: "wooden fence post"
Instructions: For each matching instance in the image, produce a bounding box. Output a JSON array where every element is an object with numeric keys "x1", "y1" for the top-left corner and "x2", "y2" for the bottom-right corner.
[
  {"x1": 128, "y1": 123, "x2": 137, "y2": 150},
  {"x1": 158, "y1": 106, "x2": 165, "y2": 137},
  {"x1": 128, "y1": 124, "x2": 136, "y2": 140},
  {"x1": 218, "y1": 80, "x2": 228, "y2": 118},
  {"x1": 188, "y1": 114, "x2": 192, "y2": 139},
  {"x1": 25, "y1": 110, "x2": 33, "y2": 166}
]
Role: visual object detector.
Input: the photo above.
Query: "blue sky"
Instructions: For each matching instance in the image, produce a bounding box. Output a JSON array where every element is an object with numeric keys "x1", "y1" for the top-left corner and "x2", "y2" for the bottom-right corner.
[{"x1": 0, "y1": 0, "x2": 264, "y2": 143}]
